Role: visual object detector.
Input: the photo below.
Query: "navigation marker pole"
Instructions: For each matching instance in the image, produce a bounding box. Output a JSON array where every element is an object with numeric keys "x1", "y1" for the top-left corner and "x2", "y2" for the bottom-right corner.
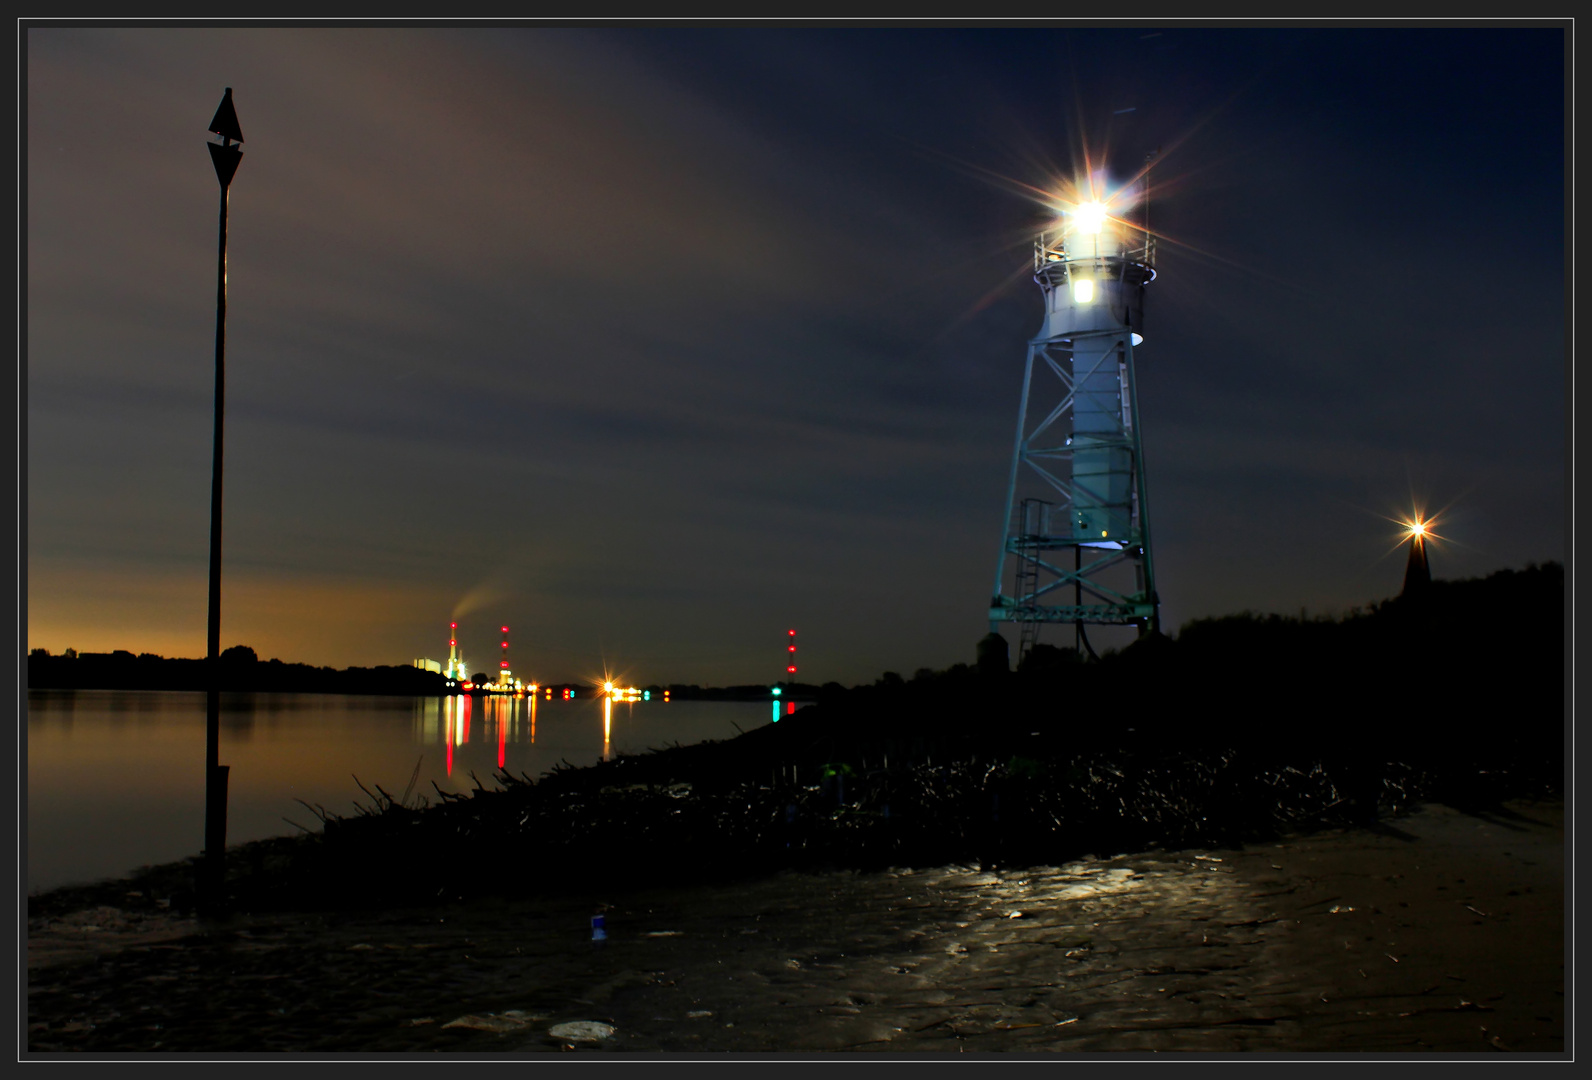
[{"x1": 202, "y1": 88, "x2": 244, "y2": 912}]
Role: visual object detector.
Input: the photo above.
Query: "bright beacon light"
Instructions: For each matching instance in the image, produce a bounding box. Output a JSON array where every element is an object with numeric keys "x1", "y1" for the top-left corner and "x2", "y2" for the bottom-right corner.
[
  {"x1": 1072, "y1": 278, "x2": 1095, "y2": 304},
  {"x1": 1392, "y1": 510, "x2": 1443, "y2": 549},
  {"x1": 1075, "y1": 201, "x2": 1108, "y2": 234}
]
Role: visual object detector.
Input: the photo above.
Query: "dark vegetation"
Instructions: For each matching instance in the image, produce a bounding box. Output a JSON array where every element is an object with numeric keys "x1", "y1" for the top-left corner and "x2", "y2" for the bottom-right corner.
[
  {"x1": 28, "y1": 563, "x2": 1564, "y2": 919},
  {"x1": 26, "y1": 647, "x2": 819, "y2": 701},
  {"x1": 664, "y1": 683, "x2": 829, "y2": 701},
  {"x1": 27, "y1": 644, "x2": 448, "y2": 696}
]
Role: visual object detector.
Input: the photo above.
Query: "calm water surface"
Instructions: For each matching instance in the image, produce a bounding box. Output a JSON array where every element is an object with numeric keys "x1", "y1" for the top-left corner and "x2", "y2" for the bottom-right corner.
[{"x1": 27, "y1": 690, "x2": 777, "y2": 893}]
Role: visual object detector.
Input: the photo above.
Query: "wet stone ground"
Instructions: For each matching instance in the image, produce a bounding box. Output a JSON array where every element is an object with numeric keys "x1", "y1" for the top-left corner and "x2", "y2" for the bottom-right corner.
[{"x1": 27, "y1": 800, "x2": 1564, "y2": 1055}]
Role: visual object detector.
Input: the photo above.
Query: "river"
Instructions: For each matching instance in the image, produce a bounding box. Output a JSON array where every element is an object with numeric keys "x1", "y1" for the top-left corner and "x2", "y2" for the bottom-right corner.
[{"x1": 26, "y1": 690, "x2": 777, "y2": 893}]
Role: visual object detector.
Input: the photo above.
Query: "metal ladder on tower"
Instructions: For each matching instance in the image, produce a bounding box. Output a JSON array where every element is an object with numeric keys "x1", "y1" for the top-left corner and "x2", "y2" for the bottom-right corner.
[{"x1": 1015, "y1": 498, "x2": 1046, "y2": 664}]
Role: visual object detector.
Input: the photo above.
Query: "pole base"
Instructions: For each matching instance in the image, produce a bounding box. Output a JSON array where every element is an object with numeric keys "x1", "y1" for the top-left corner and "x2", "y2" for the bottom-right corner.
[{"x1": 198, "y1": 764, "x2": 230, "y2": 914}]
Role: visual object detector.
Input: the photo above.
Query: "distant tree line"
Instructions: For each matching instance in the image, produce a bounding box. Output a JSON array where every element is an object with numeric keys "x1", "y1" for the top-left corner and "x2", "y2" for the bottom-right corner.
[
  {"x1": 24, "y1": 649, "x2": 836, "y2": 700},
  {"x1": 659, "y1": 683, "x2": 829, "y2": 701},
  {"x1": 26, "y1": 644, "x2": 449, "y2": 696}
]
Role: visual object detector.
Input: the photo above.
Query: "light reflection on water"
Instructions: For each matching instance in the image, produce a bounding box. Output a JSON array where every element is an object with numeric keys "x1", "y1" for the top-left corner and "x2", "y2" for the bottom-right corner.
[
  {"x1": 420, "y1": 693, "x2": 641, "y2": 774},
  {"x1": 27, "y1": 690, "x2": 771, "y2": 893}
]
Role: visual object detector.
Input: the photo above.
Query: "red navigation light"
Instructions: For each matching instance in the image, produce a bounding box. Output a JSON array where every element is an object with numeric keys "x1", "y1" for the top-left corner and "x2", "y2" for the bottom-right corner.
[
  {"x1": 451, "y1": 622, "x2": 457, "y2": 629},
  {"x1": 788, "y1": 629, "x2": 794, "y2": 635},
  {"x1": 502, "y1": 626, "x2": 509, "y2": 632},
  {"x1": 501, "y1": 661, "x2": 509, "y2": 668},
  {"x1": 450, "y1": 640, "x2": 456, "y2": 647},
  {"x1": 788, "y1": 645, "x2": 796, "y2": 652},
  {"x1": 787, "y1": 665, "x2": 796, "y2": 673}
]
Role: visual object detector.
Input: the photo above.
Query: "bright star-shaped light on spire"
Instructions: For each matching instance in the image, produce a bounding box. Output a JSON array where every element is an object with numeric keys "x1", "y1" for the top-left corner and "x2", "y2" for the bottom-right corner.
[{"x1": 1392, "y1": 509, "x2": 1446, "y2": 552}]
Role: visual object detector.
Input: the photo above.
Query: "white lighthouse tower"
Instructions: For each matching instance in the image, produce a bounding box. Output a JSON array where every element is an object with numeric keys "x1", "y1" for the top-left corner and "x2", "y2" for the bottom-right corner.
[{"x1": 988, "y1": 168, "x2": 1160, "y2": 663}]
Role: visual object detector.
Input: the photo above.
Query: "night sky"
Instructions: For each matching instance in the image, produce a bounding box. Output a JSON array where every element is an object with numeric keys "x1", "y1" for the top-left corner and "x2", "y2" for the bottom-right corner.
[{"x1": 26, "y1": 26, "x2": 1565, "y2": 685}]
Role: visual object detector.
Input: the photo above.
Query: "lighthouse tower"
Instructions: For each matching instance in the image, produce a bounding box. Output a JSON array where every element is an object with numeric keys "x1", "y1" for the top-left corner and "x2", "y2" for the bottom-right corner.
[
  {"x1": 989, "y1": 169, "x2": 1160, "y2": 663},
  {"x1": 1400, "y1": 521, "x2": 1432, "y2": 599}
]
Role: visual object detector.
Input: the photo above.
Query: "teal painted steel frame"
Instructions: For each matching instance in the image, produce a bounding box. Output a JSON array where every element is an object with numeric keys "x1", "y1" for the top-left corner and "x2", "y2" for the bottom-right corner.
[{"x1": 988, "y1": 326, "x2": 1159, "y2": 636}]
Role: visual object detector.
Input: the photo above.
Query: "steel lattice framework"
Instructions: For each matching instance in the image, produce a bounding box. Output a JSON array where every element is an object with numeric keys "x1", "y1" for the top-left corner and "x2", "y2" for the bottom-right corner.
[{"x1": 989, "y1": 203, "x2": 1160, "y2": 658}]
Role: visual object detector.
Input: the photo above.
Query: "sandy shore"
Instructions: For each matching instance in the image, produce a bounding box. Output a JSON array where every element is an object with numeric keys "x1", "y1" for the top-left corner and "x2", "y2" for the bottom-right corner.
[{"x1": 26, "y1": 798, "x2": 1564, "y2": 1055}]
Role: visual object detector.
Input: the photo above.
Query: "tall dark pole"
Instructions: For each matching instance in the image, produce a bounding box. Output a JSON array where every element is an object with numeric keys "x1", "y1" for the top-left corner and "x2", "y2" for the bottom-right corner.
[{"x1": 202, "y1": 89, "x2": 243, "y2": 911}]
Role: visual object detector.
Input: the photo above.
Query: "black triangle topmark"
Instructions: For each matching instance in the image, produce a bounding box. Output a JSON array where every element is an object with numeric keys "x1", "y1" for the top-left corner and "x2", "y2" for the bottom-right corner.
[{"x1": 208, "y1": 87, "x2": 244, "y2": 144}]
